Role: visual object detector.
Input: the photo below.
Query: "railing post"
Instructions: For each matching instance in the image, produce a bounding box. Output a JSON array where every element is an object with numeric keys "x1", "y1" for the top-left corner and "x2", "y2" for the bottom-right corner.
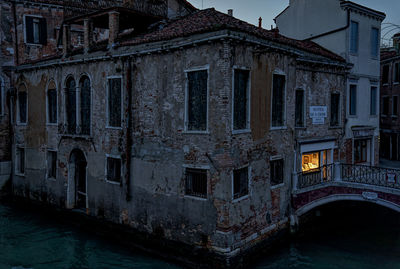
[
  {"x1": 334, "y1": 162, "x2": 341, "y2": 182},
  {"x1": 292, "y1": 172, "x2": 298, "y2": 191}
]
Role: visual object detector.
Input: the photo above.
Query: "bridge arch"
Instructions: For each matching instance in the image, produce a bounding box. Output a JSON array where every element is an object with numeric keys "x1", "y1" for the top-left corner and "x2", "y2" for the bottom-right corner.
[{"x1": 295, "y1": 194, "x2": 400, "y2": 217}]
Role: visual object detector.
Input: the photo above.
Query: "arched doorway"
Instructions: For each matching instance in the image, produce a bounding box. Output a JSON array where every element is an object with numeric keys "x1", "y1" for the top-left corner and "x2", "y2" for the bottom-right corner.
[{"x1": 67, "y1": 149, "x2": 87, "y2": 209}]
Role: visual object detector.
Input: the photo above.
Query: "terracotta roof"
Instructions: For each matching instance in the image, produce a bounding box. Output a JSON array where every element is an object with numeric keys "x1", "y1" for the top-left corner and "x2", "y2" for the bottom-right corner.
[{"x1": 121, "y1": 8, "x2": 345, "y2": 62}]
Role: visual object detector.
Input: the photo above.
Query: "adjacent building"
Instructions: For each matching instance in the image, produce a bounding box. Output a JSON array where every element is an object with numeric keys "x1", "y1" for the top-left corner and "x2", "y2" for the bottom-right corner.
[
  {"x1": 275, "y1": 0, "x2": 386, "y2": 166},
  {"x1": 380, "y1": 33, "x2": 400, "y2": 161}
]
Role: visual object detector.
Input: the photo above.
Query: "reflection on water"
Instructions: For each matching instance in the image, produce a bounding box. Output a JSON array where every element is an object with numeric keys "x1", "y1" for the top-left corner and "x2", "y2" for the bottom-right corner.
[
  {"x1": 1, "y1": 201, "x2": 399, "y2": 269},
  {"x1": 0, "y1": 203, "x2": 179, "y2": 269}
]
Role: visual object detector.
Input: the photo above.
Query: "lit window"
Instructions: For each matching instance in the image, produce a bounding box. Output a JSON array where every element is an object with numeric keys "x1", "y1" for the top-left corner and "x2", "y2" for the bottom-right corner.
[{"x1": 302, "y1": 152, "x2": 320, "y2": 173}]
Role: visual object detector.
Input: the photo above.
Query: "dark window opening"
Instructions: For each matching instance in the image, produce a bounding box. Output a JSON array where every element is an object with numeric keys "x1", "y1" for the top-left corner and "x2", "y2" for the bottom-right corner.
[
  {"x1": 66, "y1": 77, "x2": 76, "y2": 134},
  {"x1": 370, "y1": 87, "x2": 377, "y2": 116},
  {"x1": 107, "y1": 157, "x2": 121, "y2": 183},
  {"x1": 350, "y1": 21, "x2": 359, "y2": 53},
  {"x1": 18, "y1": 91, "x2": 27, "y2": 124},
  {"x1": 395, "y1": 63, "x2": 400, "y2": 84},
  {"x1": 383, "y1": 96, "x2": 390, "y2": 116},
  {"x1": 16, "y1": 147, "x2": 25, "y2": 174},
  {"x1": 233, "y1": 70, "x2": 249, "y2": 130},
  {"x1": 349, "y1": 85, "x2": 357, "y2": 116},
  {"x1": 187, "y1": 70, "x2": 208, "y2": 131},
  {"x1": 371, "y1": 27, "x2": 379, "y2": 57},
  {"x1": 272, "y1": 74, "x2": 285, "y2": 127},
  {"x1": 330, "y1": 93, "x2": 340, "y2": 126},
  {"x1": 393, "y1": 96, "x2": 398, "y2": 116},
  {"x1": 185, "y1": 168, "x2": 207, "y2": 198},
  {"x1": 47, "y1": 87, "x2": 57, "y2": 124},
  {"x1": 271, "y1": 159, "x2": 284, "y2": 186},
  {"x1": 25, "y1": 16, "x2": 47, "y2": 45},
  {"x1": 382, "y1": 65, "x2": 389, "y2": 84},
  {"x1": 80, "y1": 76, "x2": 91, "y2": 134},
  {"x1": 295, "y1": 90, "x2": 304, "y2": 127},
  {"x1": 47, "y1": 151, "x2": 57, "y2": 179},
  {"x1": 354, "y1": 139, "x2": 368, "y2": 164},
  {"x1": 233, "y1": 167, "x2": 249, "y2": 199},
  {"x1": 108, "y1": 78, "x2": 122, "y2": 127}
]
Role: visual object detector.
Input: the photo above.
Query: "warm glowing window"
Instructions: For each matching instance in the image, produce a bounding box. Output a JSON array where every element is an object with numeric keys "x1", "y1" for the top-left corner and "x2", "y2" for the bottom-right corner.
[{"x1": 302, "y1": 152, "x2": 320, "y2": 173}]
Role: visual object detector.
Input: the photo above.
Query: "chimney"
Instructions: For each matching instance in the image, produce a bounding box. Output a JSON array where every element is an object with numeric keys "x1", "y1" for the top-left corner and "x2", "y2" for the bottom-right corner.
[
  {"x1": 108, "y1": 11, "x2": 120, "y2": 49},
  {"x1": 84, "y1": 19, "x2": 93, "y2": 53},
  {"x1": 258, "y1": 17, "x2": 262, "y2": 28},
  {"x1": 228, "y1": 9, "x2": 233, "y2": 16},
  {"x1": 62, "y1": 24, "x2": 71, "y2": 56},
  {"x1": 274, "y1": 27, "x2": 279, "y2": 38}
]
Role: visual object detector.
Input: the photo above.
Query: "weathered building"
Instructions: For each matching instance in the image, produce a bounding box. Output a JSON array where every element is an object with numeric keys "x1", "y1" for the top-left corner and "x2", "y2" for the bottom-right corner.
[
  {"x1": 380, "y1": 34, "x2": 400, "y2": 161},
  {"x1": 275, "y1": 0, "x2": 386, "y2": 166},
  {"x1": 12, "y1": 6, "x2": 349, "y2": 264}
]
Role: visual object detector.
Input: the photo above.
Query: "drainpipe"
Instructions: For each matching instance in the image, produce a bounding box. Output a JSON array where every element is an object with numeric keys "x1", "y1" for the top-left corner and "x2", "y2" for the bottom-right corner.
[{"x1": 124, "y1": 57, "x2": 133, "y2": 201}]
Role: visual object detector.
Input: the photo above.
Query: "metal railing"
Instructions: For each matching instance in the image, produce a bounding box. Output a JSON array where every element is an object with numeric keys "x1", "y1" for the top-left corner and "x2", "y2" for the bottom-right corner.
[
  {"x1": 297, "y1": 164, "x2": 334, "y2": 189},
  {"x1": 341, "y1": 164, "x2": 400, "y2": 189}
]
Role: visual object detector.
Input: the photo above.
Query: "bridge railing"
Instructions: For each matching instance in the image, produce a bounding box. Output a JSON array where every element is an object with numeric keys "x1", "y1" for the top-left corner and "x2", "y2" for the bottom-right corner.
[
  {"x1": 341, "y1": 164, "x2": 400, "y2": 189},
  {"x1": 296, "y1": 164, "x2": 334, "y2": 189}
]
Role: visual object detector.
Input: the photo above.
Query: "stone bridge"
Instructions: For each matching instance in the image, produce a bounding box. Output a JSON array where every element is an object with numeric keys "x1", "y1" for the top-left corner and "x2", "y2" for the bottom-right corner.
[{"x1": 291, "y1": 163, "x2": 400, "y2": 222}]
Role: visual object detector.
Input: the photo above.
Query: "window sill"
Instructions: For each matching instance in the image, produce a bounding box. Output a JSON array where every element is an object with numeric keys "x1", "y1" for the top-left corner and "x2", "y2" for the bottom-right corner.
[
  {"x1": 16, "y1": 123, "x2": 28, "y2": 127},
  {"x1": 25, "y1": 42, "x2": 43, "y2": 47},
  {"x1": 329, "y1": 126, "x2": 342, "y2": 129},
  {"x1": 184, "y1": 195, "x2": 207, "y2": 201},
  {"x1": 393, "y1": 82, "x2": 399, "y2": 85},
  {"x1": 183, "y1": 130, "x2": 210, "y2": 135},
  {"x1": 391, "y1": 115, "x2": 398, "y2": 119},
  {"x1": 369, "y1": 115, "x2": 378, "y2": 118},
  {"x1": 47, "y1": 177, "x2": 56, "y2": 182},
  {"x1": 232, "y1": 129, "x2": 251, "y2": 135},
  {"x1": 271, "y1": 183, "x2": 284, "y2": 190},
  {"x1": 46, "y1": 123, "x2": 58, "y2": 127},
  {"x1": 270, "y1": 126, "x2": 287, "y2": 131},
  {"x1": 106, "y1": 126, "x2": 123, "y2": 130},
  {"x1": 105, "y1": 179, "x2": 121, "y2": 185},
  {"x1": 295, "y1": 126, "x2": 306, "y2": 130},
  {"x1": 15, "y1": 173, "x2": 25, "y2": 177},
  {"x1": 232, "y1": 194, "x2": 249, "y2": 203}
]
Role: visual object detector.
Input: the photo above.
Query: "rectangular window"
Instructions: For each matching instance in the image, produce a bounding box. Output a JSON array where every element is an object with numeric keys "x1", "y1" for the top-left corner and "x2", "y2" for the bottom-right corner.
[
  {"x1": 370, "y1": 87, "x2": 377, "y2": 116},
  {"x1": 106, "y1": 157, "x2": 121, "y2": 183},
  {"x1": 47, "y1": 151, "x2": 57, "y2": 179},
  {"x1": 16, "y1": 147, "x2": 25, "y2": 175},
  {"x1": 47, "y1": 89, "x2": 57, "y2": 124},
  {"x1": 354, "y1": 139, "x2": 368, "y2": 164},
  {"x1": 185, "y1": 168, "x2": 207, "y2": 198},
  {"x1": 302, "y1": 152, "x2": 320, "y2": 173},
  {"x1": 382, "y1": 65, "x2": 389, "y2": 84},
  {"x1": 330, "y1": 93, "x2": 340, "y2": 126},
  {"x1": 270, "y1": 159, "x2": 284, "y2": 186},
  {"x1": 295, "y1": 90, "x2": 304, "y2": 127},
  {"x1": 349, "y1": 85, "x2": 357, "y2": 116},
  {"x1": 371, "y1": 27, "x2": 379, "y2": 57},
  {"x1": 233, "y1": 69, "x2": 250, "y2": 130},
  {"x1": 18, "y1": 91, "x2": 27, "y2": 124},
  {"x1": 25, "y1": 16, "x2": 47, "y2": 45},
  {"x1": 394, "y1": 63, "x2": 400, "y2": 83},
  {"x1": 233, "y1": 167, "x2": 249, "y2": 199},
  {"x1": 393, "y1": 96, "x2": 398, "y2": 116},
  {"x1": 108, "y1": 78, "x2": 122, "y2": 127},
  {"x1": 187, "y1": 70, "x2": 208, "y2": 131},
  {"x1": 383, "y1": 96, "x2": 390, "y2": 116},
  {"x1": 350, "y1": 21, "x2": 359, "y2": 53},
  {"x1": 272, "y1": 74, "x2": 285, "y2": 127}
]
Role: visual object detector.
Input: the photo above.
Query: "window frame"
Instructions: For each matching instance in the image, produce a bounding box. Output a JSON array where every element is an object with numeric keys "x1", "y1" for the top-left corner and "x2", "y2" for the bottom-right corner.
[
  {"x1": 370, "y1": 86, "x2": 378, "y2": 116},
  {"x1": 232, "y1": 67, "x2": 251, "y2": 134},
  {"x1": 382, "y1": 65, "x2": 390, "y2": 85},
  {"x1": 270, "y1": 70, "x2": 287, "y2": 130},
  {"x1": 370, "y1": 27, "x2": 379, "y2": 59},
  {"x1": 295, "y1": 89, "x2": 306, "y2": 128},
  {"x1": 350, "y1": 20, "x2": 359, "y2": 54},
  {"x1": 392, "y1": 95, "x2": 398, "y2": 117},
  {"x1": 232, "y1": 165, "x2": 250, "y2": 202},
  {"x1": 46, "y1": 80, "x2": 58, "y2": 126},
  {"x1": 349, "y1": 84, "x2": 357, "y2": 116},
  {"x1": 17, "y1": 84, "x2": 28, "y2": 126},
  {"x1": 106, "y1": 75, "x2": 124, "y2": 129},
  {"x1": 394, "y1": 63, "x2": 400, "y2": 84},
  {"x1": 15, "y1": 146, "x2": 25, "y2": 176},
  {"x1": 184, "y1": 66, "x2": 210, "y2": 134},
  {"x1": 105, "y1": 154, "x2": 122, "y2": 185},
  {"x1": 23, "y1": 14, "x2": 46, "y2": 46},
  {"x1": 330, "y1": 92, "x2": 341, "y2": 127},
  {"x1": 79, "y1": 74, "x2": 92, "y2": 135},
  {"x1": 184, "y1": 166, "x2": 208, "y2": 200},
  {"x1": 382, "y1": 96, "x2": 390, "y2": 117},
  {"x1": 270, "y1": 157, "x2": 284, "y2": 188},
  {"x1": 46, "y1": 149, "x2": 57, "y2": 180}
]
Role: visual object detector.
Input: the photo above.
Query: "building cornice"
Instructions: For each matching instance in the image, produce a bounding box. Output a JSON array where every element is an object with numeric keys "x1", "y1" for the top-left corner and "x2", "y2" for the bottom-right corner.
[{"x1": 340, "y1": 1, "x2": 386, "y2": 21}]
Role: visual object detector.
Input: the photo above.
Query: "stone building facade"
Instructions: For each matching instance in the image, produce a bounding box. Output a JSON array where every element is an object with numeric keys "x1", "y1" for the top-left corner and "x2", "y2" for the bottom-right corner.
[
  {"x1": 12, "y1": 7, "x2": 348, "y2": 264},
  {"x1": 380, "y1": 34, "x2": 400, "y2": 161}
]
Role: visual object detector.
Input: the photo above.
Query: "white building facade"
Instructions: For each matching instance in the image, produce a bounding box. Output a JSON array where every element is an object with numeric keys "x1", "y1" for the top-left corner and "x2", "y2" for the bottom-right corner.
[{"x1": 275, "y1": 0, "x2": 385, "y2": 165}]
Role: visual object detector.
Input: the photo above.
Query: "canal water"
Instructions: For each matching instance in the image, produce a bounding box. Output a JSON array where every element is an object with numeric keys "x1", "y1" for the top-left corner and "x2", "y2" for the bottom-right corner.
[{"x1": 0, "y1": 201, "x2": 399, "y2": 268}]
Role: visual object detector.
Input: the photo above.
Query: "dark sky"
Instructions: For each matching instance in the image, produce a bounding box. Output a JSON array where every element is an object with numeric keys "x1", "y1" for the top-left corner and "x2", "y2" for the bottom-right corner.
[{"x1": 187, "y1": 0, "x2": 400, "y2": 44}]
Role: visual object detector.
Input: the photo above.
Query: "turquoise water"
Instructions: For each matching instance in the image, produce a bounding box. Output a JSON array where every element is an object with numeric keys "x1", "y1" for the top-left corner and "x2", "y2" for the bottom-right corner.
[{"x1": 0, "y1": 201, "x2": 399, "y2": 269}]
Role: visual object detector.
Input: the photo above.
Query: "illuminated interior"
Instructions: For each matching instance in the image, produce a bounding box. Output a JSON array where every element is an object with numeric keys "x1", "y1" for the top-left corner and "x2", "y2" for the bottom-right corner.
[{"x1": 302, "y1": 152, "x2": 320, "y2": 172}]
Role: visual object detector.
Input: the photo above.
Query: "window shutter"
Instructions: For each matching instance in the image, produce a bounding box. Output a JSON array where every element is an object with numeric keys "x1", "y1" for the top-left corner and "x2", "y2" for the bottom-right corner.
[
  {"x1": 26, "y1": 16, "x2": 34, "y2": 43},
  {"x1": 39, "y1": 18, "x2": 47, "y2": 45}
]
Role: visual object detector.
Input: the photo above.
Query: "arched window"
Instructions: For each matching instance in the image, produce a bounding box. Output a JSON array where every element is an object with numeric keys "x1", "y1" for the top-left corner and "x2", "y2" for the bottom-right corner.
[
  {"x1": 47, "y1": 80, "x2": 57, "y2": 124},
  {"x1": 17, "y1": 84, "x2": 28, "y2": 125},
  {"x1": 79, "y1": 76, "x2": 90, "y2": 135},
  {"x1": 65, "y1": 77, "x2": 76, "y2": 134}
]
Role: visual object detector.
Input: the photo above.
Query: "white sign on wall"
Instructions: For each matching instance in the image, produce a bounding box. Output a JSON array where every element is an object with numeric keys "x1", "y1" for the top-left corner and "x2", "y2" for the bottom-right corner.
[{"x1": 310, "y1": 106, "x2": 327, "y2": 125}]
